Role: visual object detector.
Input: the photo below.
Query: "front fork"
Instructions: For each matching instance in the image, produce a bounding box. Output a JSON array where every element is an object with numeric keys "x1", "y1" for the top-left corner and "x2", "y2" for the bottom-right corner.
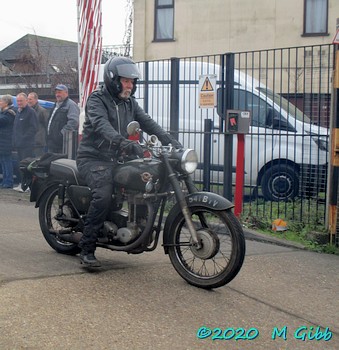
[{"x1": 162, "y1": 155, "x2": 201, "y2": 249}]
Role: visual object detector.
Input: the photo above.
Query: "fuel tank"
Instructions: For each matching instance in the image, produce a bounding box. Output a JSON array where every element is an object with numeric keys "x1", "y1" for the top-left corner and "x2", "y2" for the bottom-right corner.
[{"x1": 113, "y1": 158, "x2": 163, "y2": 192}]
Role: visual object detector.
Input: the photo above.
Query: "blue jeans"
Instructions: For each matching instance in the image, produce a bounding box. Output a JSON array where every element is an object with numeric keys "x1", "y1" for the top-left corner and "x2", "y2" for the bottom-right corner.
[{"x1": 0, "y1": 154, "x2": 14, "y2": 188}]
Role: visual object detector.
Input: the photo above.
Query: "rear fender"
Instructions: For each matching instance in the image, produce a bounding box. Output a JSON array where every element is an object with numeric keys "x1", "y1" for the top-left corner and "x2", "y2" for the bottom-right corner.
[
  {"x1": 163, "y1": 192, "x2": 234, "y2": 253},
  {"x1": 34, "y1": 182, "x2": 59, "y2": 208}
]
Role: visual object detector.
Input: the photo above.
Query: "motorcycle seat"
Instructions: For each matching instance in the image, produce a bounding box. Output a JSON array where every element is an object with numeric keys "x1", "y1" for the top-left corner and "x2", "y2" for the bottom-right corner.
[{"x1": 50, "y1": 159, "x2": 87, "y2": 186}]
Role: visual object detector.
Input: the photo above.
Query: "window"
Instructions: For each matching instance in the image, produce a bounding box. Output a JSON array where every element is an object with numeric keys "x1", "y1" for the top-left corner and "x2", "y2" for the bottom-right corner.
[
  {"x1": 234, "y1": 90, "x2": 270, "y2": 128},
  {"x1": 234, "y1": 89, "x2": 296, "y2": 132},
  {"x1": 303, "y1": 0, "x2": 328, "y2": 36},
  {"x1": 51, "y1": 65, "x2": 61, "y2": 73},
  {"x1": 154, "y1": 0, "x2": 174, "y2": 41}
]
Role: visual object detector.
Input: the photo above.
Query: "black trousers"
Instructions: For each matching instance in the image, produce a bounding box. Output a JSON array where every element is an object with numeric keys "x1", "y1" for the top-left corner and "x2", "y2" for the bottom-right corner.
[{"x1": 77, "y1": 159, "x2": 115, "y2": 253}]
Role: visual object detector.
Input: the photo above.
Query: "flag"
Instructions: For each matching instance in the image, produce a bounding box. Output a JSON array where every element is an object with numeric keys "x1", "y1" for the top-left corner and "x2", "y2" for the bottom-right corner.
[{"x1": 77, "y1": 0, "x2": 103, "y2": 109}]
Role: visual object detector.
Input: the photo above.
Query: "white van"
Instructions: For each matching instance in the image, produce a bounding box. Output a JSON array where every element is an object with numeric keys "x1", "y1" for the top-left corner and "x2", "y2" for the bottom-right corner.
[
  {"x1": 91, "y1": 61, "x2": 329, "y2": 202},
  {"x1": 217, "y1": 68, "x2": 328, "y2": 202}
]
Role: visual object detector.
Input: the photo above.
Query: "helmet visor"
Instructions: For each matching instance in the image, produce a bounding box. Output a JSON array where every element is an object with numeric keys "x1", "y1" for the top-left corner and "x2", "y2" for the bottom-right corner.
[{"x1": 116, "y1": 64, "x2": 141, "y2": 79}]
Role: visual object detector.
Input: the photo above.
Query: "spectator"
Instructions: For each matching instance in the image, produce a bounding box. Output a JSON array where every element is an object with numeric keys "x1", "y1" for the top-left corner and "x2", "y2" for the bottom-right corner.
[
  {"x1": 28, "y1": 92, "x2": 49, "y2": 157},
  {"x1": 12, "y1": 92, "x2": 38, "y2": 192},
  {"x1": 47, "y1": 84, "x2": 79, "y2": 153},
  {"x1": 0, "y1": 95, "x2": 16, "y2": 189}
]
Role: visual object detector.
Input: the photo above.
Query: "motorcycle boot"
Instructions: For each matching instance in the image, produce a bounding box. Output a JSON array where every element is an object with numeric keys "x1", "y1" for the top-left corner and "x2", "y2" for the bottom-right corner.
[{"x1": 79, "y1": 251, "x2": 101, "y2": 267}]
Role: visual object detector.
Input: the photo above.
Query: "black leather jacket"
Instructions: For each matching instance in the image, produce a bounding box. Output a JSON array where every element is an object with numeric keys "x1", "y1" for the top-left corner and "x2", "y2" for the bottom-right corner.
[{"x1": 77, "y1": 85, "x2": 174, "y2": 161}]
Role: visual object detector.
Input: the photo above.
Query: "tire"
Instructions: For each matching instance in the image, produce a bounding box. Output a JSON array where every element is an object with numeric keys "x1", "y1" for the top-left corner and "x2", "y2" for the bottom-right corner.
[
  {"x1": 168, "y1": 207, "x2": 245, "y2": 289},
  {"x1": 39, "y1": 185, "x2": 81, "y2": 255},
  {"x1": 261, "y1": 164, "x2": 299, "y2": 202}
]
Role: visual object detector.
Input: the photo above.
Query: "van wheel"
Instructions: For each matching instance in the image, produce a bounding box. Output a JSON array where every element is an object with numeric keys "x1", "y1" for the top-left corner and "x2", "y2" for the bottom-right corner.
[{"x1": 261, "y1": 164, "x2": 299, "y2": 202}]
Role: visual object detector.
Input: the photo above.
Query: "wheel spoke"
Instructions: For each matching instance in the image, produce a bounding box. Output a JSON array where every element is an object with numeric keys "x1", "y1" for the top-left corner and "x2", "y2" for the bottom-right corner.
[
  {"x1": 174, "y1": 209, "x2": 233, "y2": 278},
  {"x1": 45, "y1": 190, "x2": 75, "y2": 246},
  {"x1": 197, "y1": 260, "x2": 209, "y2": 276},
  {"x1": 39, "y1": 187, "x2": 80, "y2": 255},
  {"x1": 168, "y1": 206, "x2": 245, "y2": 288}
]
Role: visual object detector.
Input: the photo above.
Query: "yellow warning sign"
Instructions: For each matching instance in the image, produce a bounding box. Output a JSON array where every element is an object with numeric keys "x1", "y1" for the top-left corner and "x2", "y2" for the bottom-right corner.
[
  {"x1": 201, "y1": 77, "x2": 214, "y2": 91},
  {"x1": 199, "y1": 74, "x2": 216, "y2": 108},
  {"x1": 199, "y1": 92, "x2": 214, "y2": 107}
]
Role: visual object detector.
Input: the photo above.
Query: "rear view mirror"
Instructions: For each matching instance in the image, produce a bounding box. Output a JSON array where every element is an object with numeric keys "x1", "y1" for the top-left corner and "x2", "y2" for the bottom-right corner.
[{"x1": 127, "y1": 121, "x2": 140, "y2": 136}]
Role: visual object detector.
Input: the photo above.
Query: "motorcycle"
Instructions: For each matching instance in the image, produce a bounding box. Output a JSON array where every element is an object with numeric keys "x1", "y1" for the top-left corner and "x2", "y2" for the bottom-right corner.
[{"x1": 21, "y1": 122, "x2": 245, "y2": 289}]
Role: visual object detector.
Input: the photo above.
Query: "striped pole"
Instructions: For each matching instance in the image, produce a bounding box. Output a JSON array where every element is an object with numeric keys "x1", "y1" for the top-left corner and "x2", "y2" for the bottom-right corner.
[{"x1": 77, "y1": 0, "x2": 103, "y2": 109}]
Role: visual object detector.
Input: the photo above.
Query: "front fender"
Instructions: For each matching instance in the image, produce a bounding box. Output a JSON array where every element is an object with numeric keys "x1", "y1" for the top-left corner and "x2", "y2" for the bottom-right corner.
[
  {"x1": 163, "y1": 192, "x2": 234, "y2": 253},
  {"x1": 184, "y1": 192, "x2": 234, "y2": 210}
]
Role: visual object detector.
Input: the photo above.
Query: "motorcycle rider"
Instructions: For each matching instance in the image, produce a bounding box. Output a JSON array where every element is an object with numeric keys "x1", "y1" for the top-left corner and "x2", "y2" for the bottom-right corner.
[{"x1": 76, "y1": 56, "x2": 181, "y2": 267}]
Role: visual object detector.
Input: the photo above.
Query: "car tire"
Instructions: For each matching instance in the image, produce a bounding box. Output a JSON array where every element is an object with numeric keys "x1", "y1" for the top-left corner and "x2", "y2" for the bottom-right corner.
[{"x1": 261, "y1": 164, "x2": 299, "y2": 202}]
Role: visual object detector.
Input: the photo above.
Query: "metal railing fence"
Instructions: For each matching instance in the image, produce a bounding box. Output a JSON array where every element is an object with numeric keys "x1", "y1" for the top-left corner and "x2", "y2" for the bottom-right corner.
[{"x1": 134, "y1": 44, "x2": 334, "y2": 227}]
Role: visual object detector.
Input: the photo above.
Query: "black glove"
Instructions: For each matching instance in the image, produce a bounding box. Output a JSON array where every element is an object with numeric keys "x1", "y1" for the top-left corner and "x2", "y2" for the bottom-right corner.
[
  {"x1": 119, "y1": 139, "x2": 144, "y2": 158},
  {"x1": 169, "y1": 138, "x2": 182, "y2": 148},
  {"x1": 160, "y1": 134, "x2": 182, "y2": 148}
]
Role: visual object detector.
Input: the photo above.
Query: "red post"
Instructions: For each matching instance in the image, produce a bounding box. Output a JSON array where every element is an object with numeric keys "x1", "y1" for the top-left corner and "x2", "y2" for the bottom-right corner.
[{"x1": 234, "y1": 134, "x2": 245, "y2": 217}]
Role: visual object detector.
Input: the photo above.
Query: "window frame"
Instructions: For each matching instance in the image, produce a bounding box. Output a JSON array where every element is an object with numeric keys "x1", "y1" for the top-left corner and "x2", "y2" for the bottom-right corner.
[
  {"x1": 302, "y1": 0, "x2": 329, "y2": 37},
  {"x1": 153, "y1": 0, "x2": 175, "y2": 42}
]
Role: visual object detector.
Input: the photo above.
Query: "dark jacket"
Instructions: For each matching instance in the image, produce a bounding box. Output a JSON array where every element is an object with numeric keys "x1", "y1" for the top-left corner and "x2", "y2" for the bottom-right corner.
[
  {"x1": 13, "y1": 105, "x2": 38, "y2": 149},
  {"x1": 77, "y1": 86, "x2": 174, "y2": 161},
  {"x1": 0, "y1": 106, "x2": 16, "y2": 155},
  {"x1": 32, "y1": 103, "x2": 49, "y2": 148},
  {"x1": 47, "y1": 97, "x2": 79, "y2": 153}
]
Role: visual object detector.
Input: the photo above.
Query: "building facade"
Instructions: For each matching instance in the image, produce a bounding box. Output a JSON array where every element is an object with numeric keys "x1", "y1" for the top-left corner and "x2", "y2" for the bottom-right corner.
[{"x1": 133, "y1": 0, "x2": 339, "y2": 61}]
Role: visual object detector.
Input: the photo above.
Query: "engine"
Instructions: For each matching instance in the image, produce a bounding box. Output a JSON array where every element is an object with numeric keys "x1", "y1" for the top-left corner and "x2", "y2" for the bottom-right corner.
[{"x1": 103, "y1": 220, "x2": 141, "y2": 244}]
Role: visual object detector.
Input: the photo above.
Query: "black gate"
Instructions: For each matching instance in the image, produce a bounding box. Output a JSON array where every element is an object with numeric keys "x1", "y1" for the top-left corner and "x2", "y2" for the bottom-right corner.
[{"x1": 135, "y1": 44, "x2": 334, "y2": 227}]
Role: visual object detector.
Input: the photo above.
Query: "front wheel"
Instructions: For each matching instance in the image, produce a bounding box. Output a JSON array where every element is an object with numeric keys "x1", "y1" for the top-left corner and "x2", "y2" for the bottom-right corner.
[
  {"x1": 39, "y1": 185, "x2": 81, "y2": 255},
  {"x1": 168, "y1": 207, "x2": 245, "y2": 289}
]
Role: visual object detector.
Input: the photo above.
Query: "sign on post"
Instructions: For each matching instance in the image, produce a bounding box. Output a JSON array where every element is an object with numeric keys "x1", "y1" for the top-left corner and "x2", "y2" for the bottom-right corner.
[
  {"x1": 199, "y1": 74, "x2": 217, "y2": 108},
  {"x1": 333, "y1": 28, "x2": 339, "y2": 44},
  {"x1": 225, "y1": 110, "x2": 251, "y2": 134}
]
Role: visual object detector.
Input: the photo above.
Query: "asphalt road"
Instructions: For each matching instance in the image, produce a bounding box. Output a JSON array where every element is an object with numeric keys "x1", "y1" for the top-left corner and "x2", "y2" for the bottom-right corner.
[{"x1": 0, "y1": 190, "x2": 338, "y2": 350}]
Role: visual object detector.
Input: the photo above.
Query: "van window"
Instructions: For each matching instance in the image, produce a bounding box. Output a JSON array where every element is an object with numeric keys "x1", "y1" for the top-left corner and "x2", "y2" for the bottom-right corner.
[
  {"x1": 257, "y1": 87, "x2": 311, "y2": 124},
  {"x1": 234, "y1": 89, "x2": 270, "y2": 127},
  {"x1": 234, "y1": 89, "x2": 296, "y2": 132}
]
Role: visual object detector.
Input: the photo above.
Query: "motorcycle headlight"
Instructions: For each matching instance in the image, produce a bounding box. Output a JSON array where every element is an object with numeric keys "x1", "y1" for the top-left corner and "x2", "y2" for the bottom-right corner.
[{"x1": 180, "y1": 149, "x2": 198, "y2": 174}]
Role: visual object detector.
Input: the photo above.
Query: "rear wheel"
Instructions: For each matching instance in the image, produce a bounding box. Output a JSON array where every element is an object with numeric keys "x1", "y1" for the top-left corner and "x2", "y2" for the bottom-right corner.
[
  {"x1": 168, "y1": 207, "x2": 245, "y2": 289},
  {"x1": 39, "y1": 186, "x2": 80, "y2": 255}
]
